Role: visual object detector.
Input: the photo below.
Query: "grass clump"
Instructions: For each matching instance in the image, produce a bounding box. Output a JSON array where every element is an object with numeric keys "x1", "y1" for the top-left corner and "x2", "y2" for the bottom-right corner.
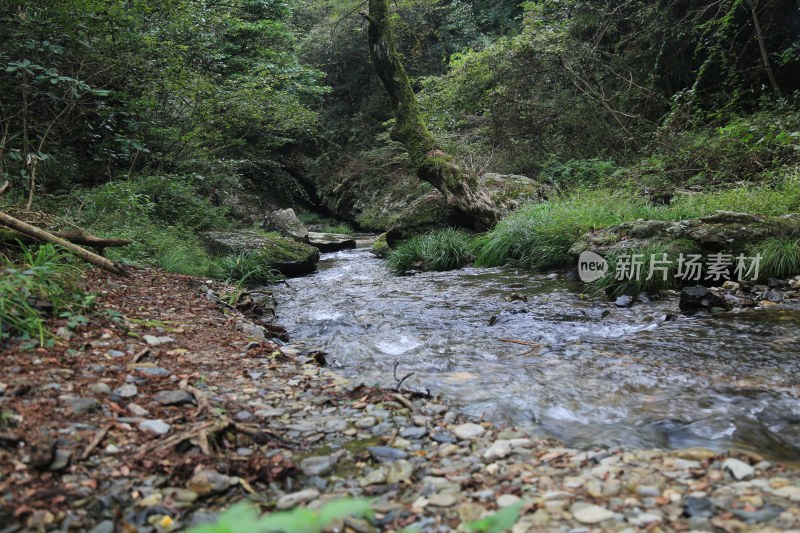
[
  {"x1": 475, "y1": 190, "x2": 660, "y2": 270},
  {"x1": 0, "y1": 244, "x2": 93, "y2": 346},
  {"x1": 590, "y1": 240, "x2": 700, "y2": 296},
  {"x1": 747, "y1": 238, "x2": 800, "y2": 281},
  {"x1": 210, "y1": 251, "x2": 283, "y2": 286},
  {"x1": 388, "y1": 228, "x2": 474, "y2": 274}
]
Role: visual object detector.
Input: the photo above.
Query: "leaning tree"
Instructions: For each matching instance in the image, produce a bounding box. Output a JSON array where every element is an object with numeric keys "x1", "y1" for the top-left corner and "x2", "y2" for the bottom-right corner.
[{"x1": 361, "y1": 0, "x2": 500, "y2": 230}]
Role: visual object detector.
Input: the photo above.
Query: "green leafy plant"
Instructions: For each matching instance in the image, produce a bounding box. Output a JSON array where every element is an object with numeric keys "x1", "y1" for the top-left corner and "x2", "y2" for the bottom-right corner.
[
  {"x1": 210, "y1": 251, "x2": 283, "y2": 286},
  {"x1": 186, "y1": 499, "x2": 372, "y2": 533}
]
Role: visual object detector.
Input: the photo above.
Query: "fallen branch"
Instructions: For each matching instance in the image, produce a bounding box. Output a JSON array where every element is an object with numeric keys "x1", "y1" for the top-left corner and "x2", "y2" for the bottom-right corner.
[
  {"x1": 0, "y1": 181, "x2": 9, "y2": 198},
  {"x1": 80, "y1": 426, "x2": 110, "y2": 461},
  {"x1": 131, "y1": 347, "x2": 150, "y2": 364},
  {"x1": 0, "y1": 211, "x2": 129, "y2": 276},
  {"x1": 393, "y1": 362, "x2": 415, "y2": 392}
]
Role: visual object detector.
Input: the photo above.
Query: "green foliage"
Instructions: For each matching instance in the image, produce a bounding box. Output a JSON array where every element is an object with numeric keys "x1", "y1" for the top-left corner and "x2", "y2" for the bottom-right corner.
[
  {"x1": 475, "y1": 191, "x2": 659, "y2": 270},
  {"x1": 748, "y1": 238, "x2": 800, "y2": 281},
  {"x1": 590, "y1": 240, "x2": 701, "y2": 297},
  {"x1": 388, "y1": 228, "x2": 474, "y2": 273},
  {"x1": 542, "y1": 159, "x2": 620, "y2": 190},
  {"x1": 0, "y1": 244, "x2": 91, "y2": 346},
  {"x1": 464, "y1": 501, "x2": 523, "y2": 533},
  {"x1": 210, "y1": 252, "x2": 283, "y2": 286},
  {"x1": 186, "y1": 499, "x2": 372, "y2": 533}
]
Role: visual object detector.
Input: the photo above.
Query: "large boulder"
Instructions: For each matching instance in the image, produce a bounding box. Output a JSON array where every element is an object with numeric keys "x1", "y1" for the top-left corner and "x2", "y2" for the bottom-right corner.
[
  {"x1": 307, "y1": 232, "x2": 357, "y2": 253},
  {"x1": 679, "y1": 286, "x2": 732, "y2": 314},
  {"x1": 201, "y1": 231, "x2": 319, "y2": 277},
  {"x1": 262, "y1": 208, "x2": 309, "y2": 241}
]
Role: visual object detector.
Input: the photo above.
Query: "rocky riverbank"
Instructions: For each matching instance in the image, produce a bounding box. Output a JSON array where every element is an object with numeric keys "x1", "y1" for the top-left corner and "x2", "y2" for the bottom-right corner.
[{"x1": 3, "y1": 268, "x2": 800, "y2": 532}]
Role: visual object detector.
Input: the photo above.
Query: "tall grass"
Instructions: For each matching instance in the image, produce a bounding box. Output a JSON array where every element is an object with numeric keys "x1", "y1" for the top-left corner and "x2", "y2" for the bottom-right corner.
[
  {"x1": 388, "y1": 228, "x2": 474, "y2": 273},
  {"x1": 476, "y1": 177, "x2": 800, "y2": 271},
  {"x1": 1, "y1": 244, "x2": 91, "y2": 346},
  {"x1": 748, "y1": 238, "x2": 800, "y2": 281}
]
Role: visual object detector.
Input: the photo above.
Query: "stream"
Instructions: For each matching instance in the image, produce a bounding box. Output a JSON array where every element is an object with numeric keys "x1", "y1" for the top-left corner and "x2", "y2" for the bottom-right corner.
[{"x1": 274, "y1": 247, "x2": 800, "y2": 460}]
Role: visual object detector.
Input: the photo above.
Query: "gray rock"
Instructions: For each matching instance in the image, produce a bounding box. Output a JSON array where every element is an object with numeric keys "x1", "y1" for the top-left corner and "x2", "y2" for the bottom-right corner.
[
  {"x1": 143, "y1": 335, "x2": 175, "y2": 346},
  {"x1": 400, "y1": 426, "x2": 427, "y2": 439},
  {"x1": 452, "y1": 423, "x2": 485, "y2": 440},
  {"x1": 483, "y1": 440, "x2": 511, "y2": 462},
  {"x1": 88, "y1": 520, "x2": 115, "y2": 533},
  {"x1": 360, "y1": 467, "x2": 388, "y2": 486},
  {"x1": 276, "y1": 488, "x2": 319, "y2": 510},
  {"x1": 154, "y1": 390, "x2": 195, "y2": 406},
  {"x1": 300, "y1": 453, "x2": 342, "y2": 477},
  {"x1": 428, "y1": 493, "x2": 459, "y2": 507},
  {"x1": 139, "y1": 419, "x2": 171, "y2": 435},
  {"x1": 263, "y1": 208, "x2": 309, "y2": 241},
  {"x1": 308, "y1": 232, "x2": 357, "y2": 253},
  {"x1": 127, "y1": 403, "x2": 149, "y2": 417},
  {"x1": 89, "y1": 383, "x2": 112, "y2": 395},
  {"x1": 386, "y1": 459, "x2": 414, "y2": 484},
  {"x1": 572, "y1": 504, "x2": 614, "y2": 524},
  {"x1": 684, "y1": 496, "x2": 715, "y2": 518},
  {"x1": 723, "y1": 458, "x2": 755, "y2": 480},
  {"x1": 731, "y1": 505, "x2": 783, "y2": 523},
  {"x1": 187, "y1": 469, "x2": 234, "y2": 496},
  {"x1": 136, "y1": 367, "x2": 172, "y2": 378},
  {"x1": 355, "y1": 416, "x2": 377, "y2": 429},
  {"x1": 47, "y1": 449, "x2": 72, "y2": 471},
  {"x1": 431, "y1": 430, "x2": 457, "y2": 444},
  {"x1": 113, "y1": 384, "x2": 138, "y2": 399},
  {"x1": 234, "y1": 411, "x2": 252, "y2": 421},
  {"x1": 66, "y1": 397, "x2": 102, "y2": 415},
  {"x1": 368, "y1": 446, "x2": 408, "y2": 463},
  {"x1": 680, "y1": 286, "x2": 730, "y2": 314},
  {"x1": 615, "y1": 295, "x2": 634, "y2": 308}
]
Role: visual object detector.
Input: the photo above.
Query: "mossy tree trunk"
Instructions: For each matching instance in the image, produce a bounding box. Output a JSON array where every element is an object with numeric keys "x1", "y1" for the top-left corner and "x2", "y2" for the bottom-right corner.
[{"x1": 362, "y1": 0, "x2": 499, "y2": 230}]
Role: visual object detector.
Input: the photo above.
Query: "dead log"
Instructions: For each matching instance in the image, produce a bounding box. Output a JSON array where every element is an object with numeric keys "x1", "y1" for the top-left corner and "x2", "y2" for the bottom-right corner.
[
  {"x1": 0, "y1": 211, "x2": 129, "y2": 276},
  {"x1": 1, "y1": 228, "x2": 132, "y2": 251}
]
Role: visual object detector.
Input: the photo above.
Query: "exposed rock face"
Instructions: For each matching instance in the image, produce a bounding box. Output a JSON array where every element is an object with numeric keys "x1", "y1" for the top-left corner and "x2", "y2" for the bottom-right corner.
[
  {"x1": 201, "y1": 231, "x2": 319, "y2": 277},
  {"x1": 262, "y1": 208, "x2": 309, "y2": 241},
  {"x1": 307, "y1": 232, "x2": 357, "y2": 253},
  {"x1": 571, "y1": 212, "x2": 800, "y2": 258}
]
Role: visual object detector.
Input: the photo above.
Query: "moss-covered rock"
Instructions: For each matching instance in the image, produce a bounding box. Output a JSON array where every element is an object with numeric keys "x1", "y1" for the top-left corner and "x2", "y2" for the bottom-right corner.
[
  {"x1": 570, "y1": 211, "x2": 800, "y2": 258},
  {"x1": 201, "y1": 231, "x2": 319, "y2": 277},
  {"x1": 371, "y1": 233, "x2": 390, "y2": 258}
]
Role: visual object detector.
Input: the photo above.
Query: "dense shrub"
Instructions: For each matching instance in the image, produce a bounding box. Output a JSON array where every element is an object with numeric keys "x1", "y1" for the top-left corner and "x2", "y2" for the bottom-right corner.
[{"x1": 388, "y1": 228, "x2": 475, "y2": 273}]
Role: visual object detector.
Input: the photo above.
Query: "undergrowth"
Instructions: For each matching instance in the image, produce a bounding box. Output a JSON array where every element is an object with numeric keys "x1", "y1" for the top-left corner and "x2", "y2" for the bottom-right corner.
[{"x1": 0, "y1": 244, "x2": 93, "y2": 346}]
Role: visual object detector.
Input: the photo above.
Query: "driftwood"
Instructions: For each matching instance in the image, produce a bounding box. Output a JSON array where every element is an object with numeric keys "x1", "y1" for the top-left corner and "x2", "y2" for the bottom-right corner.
[{"x1": 0, "y1": 211, "x2": 129, "y2": 276}]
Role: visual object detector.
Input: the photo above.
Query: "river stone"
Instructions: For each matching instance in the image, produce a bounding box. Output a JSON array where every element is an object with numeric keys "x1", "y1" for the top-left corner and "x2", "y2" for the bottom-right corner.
[
  {"x1": 360, "y1": 467, "x2": 388, "y2": 486},
  {"x1": 139, "y1": 419, "x2": 171, "y2": 435},
  {"x1": 431, "y1": 430, "x2": 457, "y2": 444},
  {"x1": 723, "y1": 458, "x2": 755, "y2": 480},
  {"x1": 483, "y1": 440, "x2": 511, "y2": 462},
  {"x1": 680, "y1": 286, "x2": 730, "y2": 314},
  {"x1": 428, "y1": 493, "x2": 459, "y2": 508},
  {"x1": 187, "y1": 469, "x2": 234, "y2": 496},
  {"x1": 88, "y1": 521, "x2": 115, "y2": 533},
  {"x1": 143, "y1": 335, "x2": 174, "y2": 346},
  {"x1": 368, "y1": 446, "x2": 408, "y2": 463},
  {"x1": 113, "y1": 384, "x2": 138, "y2": 399},
  {"x1": 263, "y1": 208, "x2": 309, "y2": 241},
  {"x1": 400, "y1": 426, "x2": 427, "y2": 439},
  {"x1": 276, "y1": 488, "x2": 319, "y2": 510},
  {"x1": 47, "y1": 449, "x2": 72, "y2": 471},
  {"x1": 89, "y1": 383, "x2": 112, "y2": 396},
  {"x1": 154, "y1": 390, "x2": 195, "y2": 406},
  {"x1": 300, "y1": 454, "x2": 340, "y2": 477},
  {"x1": 452, "y1": 423, "x2": 485, "y2": 440},
  {"x1": 308, "y1": 232, "x2": 357, "y2": 253},
  {"x1": 355, "y1": 416, "x2": 377, "y2": 429},
  {"x1": 127, "y1": 403, "x2": 149, "y2": 417},
  {"x1": 497, "y1": 494, "x2": 521, "y2": 508},
  {"x1": 67, "y1": 397, "x2": 102, "y2": 415},
  {"x1": 137, "y1": 367, "x2": 172, "y2": 378},
  {"x1": 684, "y1": 495, "x2": 715, "y2": 518},
  {"x1": 615, "y1": 295, "x2": 634, "y2": 308},
  {"x1": 572, "y1": 504, "x2": 614, "y2": 524},
  {"x1": 731, "y1": 505, "x2": 784, "y2": 523},
  {"x1": 386, "y1": 460, "x2": 414, "y2": 484}
]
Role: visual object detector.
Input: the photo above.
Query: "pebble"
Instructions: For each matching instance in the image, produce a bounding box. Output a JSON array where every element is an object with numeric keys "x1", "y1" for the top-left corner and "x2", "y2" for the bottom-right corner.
[
  {"x1": 452, "y1": 423, "x2": 485, "y2": 440},
  {"x1": 187, "y1": 469, "x2": 234, "y2": 496},
  {"x1": 360, "y1": 467, "x2": 388, "y2": 486},
  {"x1": 154, "y1": 390, "x2": 195, "y2": 406},
  {"x1": 387, "y1": 460, "x2": 414, "y2": 484},
  {"x1": 47, "y1": 449, "x2": 72, "y2": 471},
  {"x1": 127, "y1": 403, "x2": 149, "y2": 417},
  {"x1": 139, "y1": 419, "x2": 171, "y2": 435},
  {"x1": 723, "y1": 458, "x2": 755, "y2": 480},
  {"x1": 143, "y1": 335, "x2": 175, "y2": 346},
  {"x1": 428, "y1": 493, "x2": 458, "y2": 507},
  {"x1": 113, "y1": 384, "x2": 138, "y2": 399},
  {"x1": 572, "y1": 504, "x2": 614, "y2": 524},
  {"x1": 276, "y1": 488, "x2": 319, "y2": 510},
  {"x1": 497, "y1": 494, "x2": 521, "y2": 508},
  {"x1": 89, "y1": 383, "x2": 112, "y2": 395},
  {"x1": 300, "y1": 454, "x2": 341, "y2": 477},
  {"x1": 137, "y1": 367, "x2": 172, "y2": 377},
  {"x1": 483, "y1": 440, "x2": 512, "y2": 462},
  {"x1": 400, "y1": 426, "x2": 427, "y2": 439},
  {"x1": 66, "y1": 397, "x2": 102, "y2": 415},
  {"x1": 355, "y1": 416, "x2": 377, "y2": 429},
  {"x1": 431, "y1": 430, "x2": 457, "y2": 444},
  {"x1": 88, "y1": 520, "x2": 115, "y2": 533},
  {"x1": 368, "y1": 446, "x2": 408, "y2": 463}
]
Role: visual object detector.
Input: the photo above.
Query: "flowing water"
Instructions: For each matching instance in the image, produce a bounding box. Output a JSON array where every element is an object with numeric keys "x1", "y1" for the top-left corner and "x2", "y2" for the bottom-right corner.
[{"x1": 274, "y1": 248, "x2": 800, "y2": 460}]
